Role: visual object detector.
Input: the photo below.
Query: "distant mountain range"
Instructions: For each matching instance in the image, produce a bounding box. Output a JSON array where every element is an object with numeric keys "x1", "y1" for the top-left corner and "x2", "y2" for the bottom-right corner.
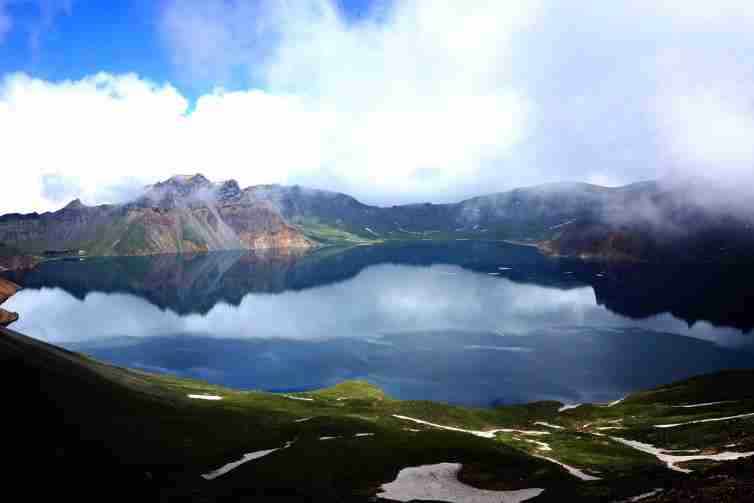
[{"x1": 1, "y1": 174, "x2": 753, "y2": 268}]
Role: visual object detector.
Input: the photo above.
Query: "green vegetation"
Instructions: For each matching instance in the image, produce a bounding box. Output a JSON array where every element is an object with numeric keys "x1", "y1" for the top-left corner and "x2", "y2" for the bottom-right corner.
[
  {"x1": 181, "y1": 220, "x2": 208, "y2": 249},
  {"x1": 3, "y1": 326, "x2": 754, "y2": 502},
  {"x1": 115, "y1": 222, "x2": 148, "y2": 255},
  {"x1": 293, "y1": 217, "x2": 379, "y2": 245}
]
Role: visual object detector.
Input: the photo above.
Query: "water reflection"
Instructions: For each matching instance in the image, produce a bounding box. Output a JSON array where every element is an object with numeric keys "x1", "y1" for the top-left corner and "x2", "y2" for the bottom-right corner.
[{"x1": 3, "y1": 241, "x2": 753, "y2": 405}]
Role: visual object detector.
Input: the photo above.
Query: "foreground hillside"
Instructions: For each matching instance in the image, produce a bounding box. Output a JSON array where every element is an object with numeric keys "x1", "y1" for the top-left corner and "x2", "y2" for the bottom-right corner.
[
  {"x1": 3, "y1": 323, "x2": 754, "y2": 502},
  {"x1": 2, "y1": 175, "x2": 753, "y2": 267}
]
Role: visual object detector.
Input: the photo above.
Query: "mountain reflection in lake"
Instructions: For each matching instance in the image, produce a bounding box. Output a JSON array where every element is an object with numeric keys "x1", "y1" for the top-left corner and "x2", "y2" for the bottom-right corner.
[{"x1": 4, "y1": 241, "x2": 754, "y2": 405}]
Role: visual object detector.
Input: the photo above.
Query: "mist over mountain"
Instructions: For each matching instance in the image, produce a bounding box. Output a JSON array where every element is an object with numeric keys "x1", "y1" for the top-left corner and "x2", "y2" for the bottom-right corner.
[{"x1": 0, "y1": 173, "x2": 752, "y2": 266}]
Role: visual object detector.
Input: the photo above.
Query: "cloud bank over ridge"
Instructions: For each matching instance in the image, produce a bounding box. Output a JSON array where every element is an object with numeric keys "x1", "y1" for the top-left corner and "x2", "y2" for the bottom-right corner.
[{"x1": 1, "y1": 0, "x2": 754, "y2": 214}]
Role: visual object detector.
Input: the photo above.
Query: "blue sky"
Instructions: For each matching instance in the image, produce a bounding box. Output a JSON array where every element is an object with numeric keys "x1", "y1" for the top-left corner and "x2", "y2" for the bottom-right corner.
[
  {"x1": 1, "y1": 0, "x2": 754, "y2": 214},
  {"x1": 0, "y1": 0, "x2": 378, "y2": 100}
]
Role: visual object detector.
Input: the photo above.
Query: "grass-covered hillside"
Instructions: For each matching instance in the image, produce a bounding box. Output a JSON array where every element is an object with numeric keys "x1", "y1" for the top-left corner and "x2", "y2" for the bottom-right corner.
[{"x1": 3, "y1": 326, "x2": 754, "y2": 502}]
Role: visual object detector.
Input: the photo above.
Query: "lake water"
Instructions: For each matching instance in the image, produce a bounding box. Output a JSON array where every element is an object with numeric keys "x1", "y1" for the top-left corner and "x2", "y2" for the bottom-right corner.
[{"x1": 4, "y1": 241, "x2": 754, "y2": 406}]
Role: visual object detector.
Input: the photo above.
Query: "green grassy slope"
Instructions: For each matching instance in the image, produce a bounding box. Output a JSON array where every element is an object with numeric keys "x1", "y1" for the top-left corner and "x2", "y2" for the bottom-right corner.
[{"x1": 3, "y1": 327, "x2": 753, "y2": 502}]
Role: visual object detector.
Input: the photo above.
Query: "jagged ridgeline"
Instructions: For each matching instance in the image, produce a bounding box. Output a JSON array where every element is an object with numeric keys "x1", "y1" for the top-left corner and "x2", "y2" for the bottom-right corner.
[
  {"x1": 1, "y1": 174, "x2": 753, "y2": 262},
  {"x1": 0, "y1": 174, "x2": 312, "y2": 257}
]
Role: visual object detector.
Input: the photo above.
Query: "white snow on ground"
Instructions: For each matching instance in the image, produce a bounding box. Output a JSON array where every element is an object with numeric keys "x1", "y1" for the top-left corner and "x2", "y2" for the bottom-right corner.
[
  {"x1": 549, "y1": 220, "x2": 576, "y2": 230},
  {"x1": 610, "y1": 436, "x2": 754, "y2": 473},
  {"x1": 558, "y1": 404, "x2": 582, "y2": 412},
  {"x1": 294, "y1": 417, "x2": 314, "y2": 423},
  {"x1": 536, "y1": 457, "x2": 601, "y2": 481},
  {"x1": 364, "y1": 227, "x2": 379, "y2": 236},
  {"x1": 378, "y1": 463, "x2": 544, "y2": 503},
  {"x1": 319, "y1": 436, "x2": 338, "y2": 440},
  {"x1": 534, "y1": 422, "x2": 564, "y2": 430},
  {"x1": 624, "y1": 489, "x2": 664, "y2": 502},
  {"x1": 653, "y1": 412, "x2": 754, "y2": 428},
  {"x1": 392, "y1": 415, "x2": 550, "y2": 438},
  {"x1": 498, "y1": 267, "x2": 513, "y2": 271},
  {"x1": 187, "y1": 394, "x2": 222, "y2": 400},
  {"x1": 607, "y1": 396, "x2": 626, "y2": 407},
  {"x1": 596, "y1": 427, "x2": 626, "y2": 431},
  {"x1": 355, "y1": 433, "x2": 375, "y2": 437},
  {"x1": 671, "y1": 401, "x2": 737, "y2": 408},
  {"x1": 202, "y1": 441, "x2": 294, "y2": 480},
  {"x1": 488, "y1": 272, "x2": 500, "y2": 276},
  {"x1": 523, "y1": 439, "x2": 552, "y2": 451},
  {"x1": 284, "y1": 394, "x2": 315, "y2": 401}
]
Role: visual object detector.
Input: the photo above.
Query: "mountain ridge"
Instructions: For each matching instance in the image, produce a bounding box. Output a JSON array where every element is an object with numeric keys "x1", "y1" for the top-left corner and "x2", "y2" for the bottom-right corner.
[{"x1": 1, "y1": 174, "x2": 753, "y2": 266}]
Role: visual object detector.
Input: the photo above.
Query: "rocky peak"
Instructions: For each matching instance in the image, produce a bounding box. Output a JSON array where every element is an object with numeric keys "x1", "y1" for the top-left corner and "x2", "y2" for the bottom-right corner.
[
  {"x1": 217, "y1": 179, "x2": 242, "y2": 202},
  {"x1": 142, "y1": 174, "x2": 214, "y2": 207},
  {"x1": 165, "y1": 174, "x2": 210, "y2": 186},
  {"x1": 63, "y1": 198, "x2": 86, "y2": 211}
]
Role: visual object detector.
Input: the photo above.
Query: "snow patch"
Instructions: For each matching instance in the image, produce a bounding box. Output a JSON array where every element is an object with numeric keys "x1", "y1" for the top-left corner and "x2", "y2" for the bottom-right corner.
[
  {"x1": 610, "y1": 436, "x2": 754, "y2": 473},
  {"x1": 534, "y1": 422, "x2": 565, "y2": 430},
  {"x1": 378, "y1": 463, "x2": 544, "y2": 503},
  {"x1": 671, "y1": 400, "x2": 738, "y2": 408},
  {"x1": 558, "y1": 403, "x2": 582, "y2": 413},
  {"x1": 187, "y1": 394, "x2": 222, "y2": 400},
  {"x1": 393, "y1": 415, "x2": 550, "y2": 438},
  {"x1": 202, "y1": 441, "x2": 294, "y2": 480},
  {"x1": 537, "y1": 456, "x2": 601, "y2": 481},
  {"x1": 284, "y1": 394, "x2": 315, "y2": 402},
  {"x1": 607, "y1": 396, "x2": 626, "y2": 407},
  {"x1": 653, "y1": 412, "x2": 754, "y2": 428}
]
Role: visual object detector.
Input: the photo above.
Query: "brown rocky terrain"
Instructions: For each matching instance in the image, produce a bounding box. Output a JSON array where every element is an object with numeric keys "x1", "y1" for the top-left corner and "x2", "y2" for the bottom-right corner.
[
  {"x1": 0, "y1": 174, "x2": 313, "y2": 262},
  {"x1": 0, "y1": 277, "x2": 20, "y2": 326}
]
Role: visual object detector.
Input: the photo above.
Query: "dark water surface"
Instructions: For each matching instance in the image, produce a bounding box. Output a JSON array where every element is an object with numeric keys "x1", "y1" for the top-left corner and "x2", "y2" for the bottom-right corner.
[{"x1": 4, "y1": 241, "x2": 754, "y2": 405}]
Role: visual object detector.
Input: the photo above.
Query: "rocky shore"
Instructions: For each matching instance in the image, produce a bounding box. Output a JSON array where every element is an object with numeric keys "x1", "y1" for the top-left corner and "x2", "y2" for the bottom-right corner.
[{"x1": 0, "y1": 277, "x2": 20, "y2": 326}]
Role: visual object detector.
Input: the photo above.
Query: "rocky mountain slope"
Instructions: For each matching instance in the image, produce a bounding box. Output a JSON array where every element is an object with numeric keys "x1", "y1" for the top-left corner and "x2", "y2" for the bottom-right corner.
[
  {"x1": 244, "y1": 179, "x2": 754, "y2": 263},
  {"x1": 0, "y1": 174, "x2": 311, "y2": 260},
  {"x1": 1, "y1": 175, "x2": 752, "y2": 265}
]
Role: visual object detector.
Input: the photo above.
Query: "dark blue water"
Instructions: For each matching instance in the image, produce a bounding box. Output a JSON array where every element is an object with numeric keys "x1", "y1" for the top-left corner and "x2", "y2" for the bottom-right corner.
[{"x1": 4, "y1": 241, "x2": 754, "y2": 405}]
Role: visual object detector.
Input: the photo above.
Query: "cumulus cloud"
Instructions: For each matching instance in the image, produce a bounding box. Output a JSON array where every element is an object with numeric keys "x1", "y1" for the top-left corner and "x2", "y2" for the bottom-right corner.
[{"x1": 3, "y1": 0, "x2": 754, "y2": 215}]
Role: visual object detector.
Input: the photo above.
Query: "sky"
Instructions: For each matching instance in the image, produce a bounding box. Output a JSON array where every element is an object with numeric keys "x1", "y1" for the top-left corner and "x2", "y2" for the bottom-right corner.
[{"x1": 1, "y1": 0, "x2": 754, "y2": 214}]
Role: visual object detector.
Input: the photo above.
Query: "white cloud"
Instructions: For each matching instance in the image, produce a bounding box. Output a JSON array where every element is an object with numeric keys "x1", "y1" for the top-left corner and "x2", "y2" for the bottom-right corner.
[
  {"x1": 0, "y1": 1, "x2": 541, "y2": 214},
  {"x1": 660, "y1": 87, "x2": 754, "y2": 169},
  {"x1": 4, "y1": 0, "x2": 754, "y2": 215},
  {"x1": 632, "y1": 0, "x2": 754, "y2": 25}
]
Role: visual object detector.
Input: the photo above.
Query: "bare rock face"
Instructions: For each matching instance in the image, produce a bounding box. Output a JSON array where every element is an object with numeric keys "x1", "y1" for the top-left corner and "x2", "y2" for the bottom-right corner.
[
  {"x1": 0, "y1": 277, "x2": 20, "y2": 303},
  {"x1": 0, "y1": 309, "x2": 18, "y2": 327},
  {"x1": 0, "y1": 174, "x2": 313, "y2": 259},
  {"x1": 218, "y1": 202, "x2": 311, "y2": 250},
  {"x1": 0, "y1": 277, "x2": 20, "y2": 327}
]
